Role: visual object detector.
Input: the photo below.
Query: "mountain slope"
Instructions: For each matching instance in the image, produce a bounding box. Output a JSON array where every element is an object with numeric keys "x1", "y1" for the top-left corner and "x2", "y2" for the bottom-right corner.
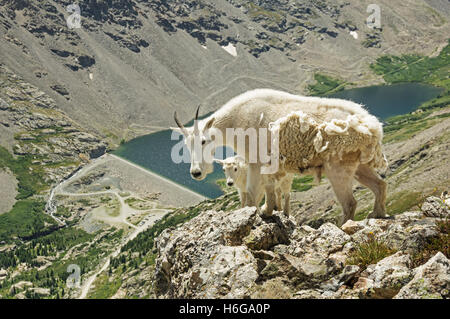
[{"x1": 0, "y1": 0, "x2": 448, "y2": 142}]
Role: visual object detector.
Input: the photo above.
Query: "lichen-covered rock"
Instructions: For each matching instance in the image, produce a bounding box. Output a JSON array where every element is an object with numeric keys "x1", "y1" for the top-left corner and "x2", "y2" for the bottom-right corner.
[
  {"x1": 341, "y1": 219, "x2": 364, "y2": 235},
  {"x1": 350, "y1": 212, "x2": 439, "y2": 255},
  {"x1": 294, "y1": 288, "x2": 326, "y2": 299},
  {"x1": 258, "y1": 251, "x2": 341, "y2": 289},
  {"x1": 381, "y1": 215, "x2": 439, "y2": 254},
  {"x1": 347, "y1": 251, "x2": 415, "y2": 298},
  {"x1": 154, "y1": 208, "x2": 259, "y2": 298},
  {"x1": 244, "y1": 213, "x2": 296, "y2": 250},
  {"x1": 320, "y1": 265, "x2": 360, "y2": 292},
  {"x1": 394, "y1": 252, "x2": 450, "y2": 299},
  {"x1": 368, "y1": 252, "x2": 413, "y2": 290},
  {"x1": 288, "y1": 222, "x2": 351, "y2": 257},
  {"x1": 421, "y1": 196, "x2": 450, "y2": 218}
]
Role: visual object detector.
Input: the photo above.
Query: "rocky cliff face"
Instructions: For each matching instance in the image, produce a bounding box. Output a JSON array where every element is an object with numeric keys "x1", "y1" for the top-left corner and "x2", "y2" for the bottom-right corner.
[
  {"x1": 153, "y1": 196, "x2": 449, "y2": 299},
  {"x1": 0, "y1": 0, "x2": 448, "y2": 141}
]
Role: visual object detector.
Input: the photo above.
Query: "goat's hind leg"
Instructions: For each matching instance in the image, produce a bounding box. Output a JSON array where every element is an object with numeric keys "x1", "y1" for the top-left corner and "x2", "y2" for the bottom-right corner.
[
  {"x1": 275, "y1": 186, "x2": 282, "y2": 211},
  {"x1": 354, "y1": 164, "x2": 387, "y2": 219},
  {"x1": 325, "y1": 162, "x2": 358, "y2": 225},
  {"x1": 281, "y1": 177, "x2": 293, "y2": 217}
]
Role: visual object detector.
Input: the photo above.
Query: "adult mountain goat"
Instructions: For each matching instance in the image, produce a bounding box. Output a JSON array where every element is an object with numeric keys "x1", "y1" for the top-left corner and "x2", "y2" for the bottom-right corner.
[{"x1": 172, "y1": 89, "x2": 388, "y2": 224}]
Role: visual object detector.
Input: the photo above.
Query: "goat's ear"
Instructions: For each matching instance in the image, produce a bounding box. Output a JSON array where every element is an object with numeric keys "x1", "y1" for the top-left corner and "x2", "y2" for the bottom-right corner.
[
  {"x1": 213, "y1": 158, "x2": 224, "y2": 165},
  {"x1": 204, "y1": 117, "x2": 215, "y2": 130},
  {"x1": 235, "y1": 155, "x2": 245, "y2": 163}
]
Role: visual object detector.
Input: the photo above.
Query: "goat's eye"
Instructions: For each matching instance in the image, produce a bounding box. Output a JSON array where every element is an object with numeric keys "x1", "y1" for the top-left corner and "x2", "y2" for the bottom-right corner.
[
  {"x1": 234, "y1": 167, "x2": 237, "y2": 172},
  {"x1": 201, "y1": 139, "x2": 206, "y2": 145}
]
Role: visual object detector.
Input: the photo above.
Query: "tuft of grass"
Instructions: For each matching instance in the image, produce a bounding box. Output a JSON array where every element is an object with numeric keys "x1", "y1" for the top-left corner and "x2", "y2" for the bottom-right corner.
[{"x1": 347, "y1": 233, "x2": 396, "y2": 270}]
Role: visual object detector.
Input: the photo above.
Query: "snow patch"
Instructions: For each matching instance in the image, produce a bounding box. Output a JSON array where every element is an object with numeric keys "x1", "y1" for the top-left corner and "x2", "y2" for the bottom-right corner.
[
  {"x1": 221, "y1": 43, "x2": 237, "y2": 57},
  {"x1": 350, "y1": 31, "x2": 358, "y2": 39}
]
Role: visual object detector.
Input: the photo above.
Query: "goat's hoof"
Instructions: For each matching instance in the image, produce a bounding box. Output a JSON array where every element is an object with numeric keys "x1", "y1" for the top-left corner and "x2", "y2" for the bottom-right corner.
[
  {"x1": 260, "y1": 204, "x2": 273, "y2": 217},
  {"x1": 367, "y1": 211, "x2": 389, "y2": 219}
]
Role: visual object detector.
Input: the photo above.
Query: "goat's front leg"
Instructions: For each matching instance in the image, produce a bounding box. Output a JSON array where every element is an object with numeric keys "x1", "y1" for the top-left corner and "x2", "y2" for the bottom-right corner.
[
  {"x1": 261, "y1": 182, "x2": 276, "y2": 217},
  {"x1": 283, "y1": 192, "x2": 290, "y2": 217},
  {"x1": 246, "y1": 163, "x2": 263, "y2": 210},
  {"x1": 239, "y1": 190, "x2": 248, "y2": 208}
]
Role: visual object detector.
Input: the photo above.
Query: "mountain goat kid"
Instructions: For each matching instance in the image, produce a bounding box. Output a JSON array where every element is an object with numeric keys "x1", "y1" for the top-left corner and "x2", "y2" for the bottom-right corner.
[
  {"x1": 172, "y1": 88, "x2": 387, "y2": 224},
  {"x1": 214, "y1": 156, "x2": 295, "y2": 216}
]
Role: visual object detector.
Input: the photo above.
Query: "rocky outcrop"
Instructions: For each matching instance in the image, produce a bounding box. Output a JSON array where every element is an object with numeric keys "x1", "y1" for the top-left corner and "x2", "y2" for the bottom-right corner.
[
  {"x1": 154, "y1": 196, "x2": 449, "y2": 299},
  {"x1": 154, "y1": 208, "x2": 260, "y2": 298},
  {"x1": 394, "y1": 252, "x2": 449, "y2": 299},
  {"x1": 422, "y1": 196, "x2": 450, "y2": 218},
  {"x1": 0, "y1": 65, "x2": 107, "y2": 183}
]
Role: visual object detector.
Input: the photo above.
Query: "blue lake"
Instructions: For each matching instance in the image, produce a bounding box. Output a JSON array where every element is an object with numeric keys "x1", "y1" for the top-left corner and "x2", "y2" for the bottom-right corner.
[
  {"x1": 328, "y1": 83, "x2": 443, "y2": 119},
  {"x1": 113, "y1": 83, "x2": 443, "y2": 199}
]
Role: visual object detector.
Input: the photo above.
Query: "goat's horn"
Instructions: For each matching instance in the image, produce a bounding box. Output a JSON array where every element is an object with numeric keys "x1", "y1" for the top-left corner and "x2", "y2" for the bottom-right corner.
[
  {"x1": 194, "y1": 105, "x2": 200, "y2": 134},
  {"x1": 174, "y1": 111, "x2": 188, "y2": 136},
  {"x1": 195, "y1": 105, "x2": 200, "y2": 120}
]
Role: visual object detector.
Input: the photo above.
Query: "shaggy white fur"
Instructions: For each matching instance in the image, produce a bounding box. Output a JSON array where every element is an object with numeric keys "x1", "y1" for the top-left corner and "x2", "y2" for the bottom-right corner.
[{"x1": 268, "y1": 110, "x2": 388, "y2": 173}]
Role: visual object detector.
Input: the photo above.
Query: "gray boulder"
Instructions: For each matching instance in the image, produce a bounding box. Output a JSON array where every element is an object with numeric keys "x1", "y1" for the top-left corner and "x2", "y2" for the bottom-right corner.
[
  {"x1": 154, "y1": 208, "x2": 259, "y2": 298},
  {"x1": 394, "y1": 252, "x2": 450, "y2": 299},
  {"x1": 421, "y1": 196, "x2": 450, "y2": 218}
]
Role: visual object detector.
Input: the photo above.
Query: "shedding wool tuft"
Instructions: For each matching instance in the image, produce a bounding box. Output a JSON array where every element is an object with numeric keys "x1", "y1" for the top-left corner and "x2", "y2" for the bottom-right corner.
[{"x1": 269, "y1": 111, "x2": 387, "y2": 172}]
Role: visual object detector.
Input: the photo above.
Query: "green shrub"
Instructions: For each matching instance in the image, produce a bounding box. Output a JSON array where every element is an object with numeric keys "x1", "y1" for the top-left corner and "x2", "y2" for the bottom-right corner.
[
  {"x1": 308, "y1": 73, "x2": 346, "y2": 96},
  {"x1": 370, "y1": 39, "x2": 450, "y2": 88},
  {"x1": 0, "y1": 200, "x2": 56, "y2": 242},
  {"x1": 347, "y1": 233, "x2": 396, "y2": 270},
  {"x1": 0, "y1": 146, "x2": 48, "y2": 199}
]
